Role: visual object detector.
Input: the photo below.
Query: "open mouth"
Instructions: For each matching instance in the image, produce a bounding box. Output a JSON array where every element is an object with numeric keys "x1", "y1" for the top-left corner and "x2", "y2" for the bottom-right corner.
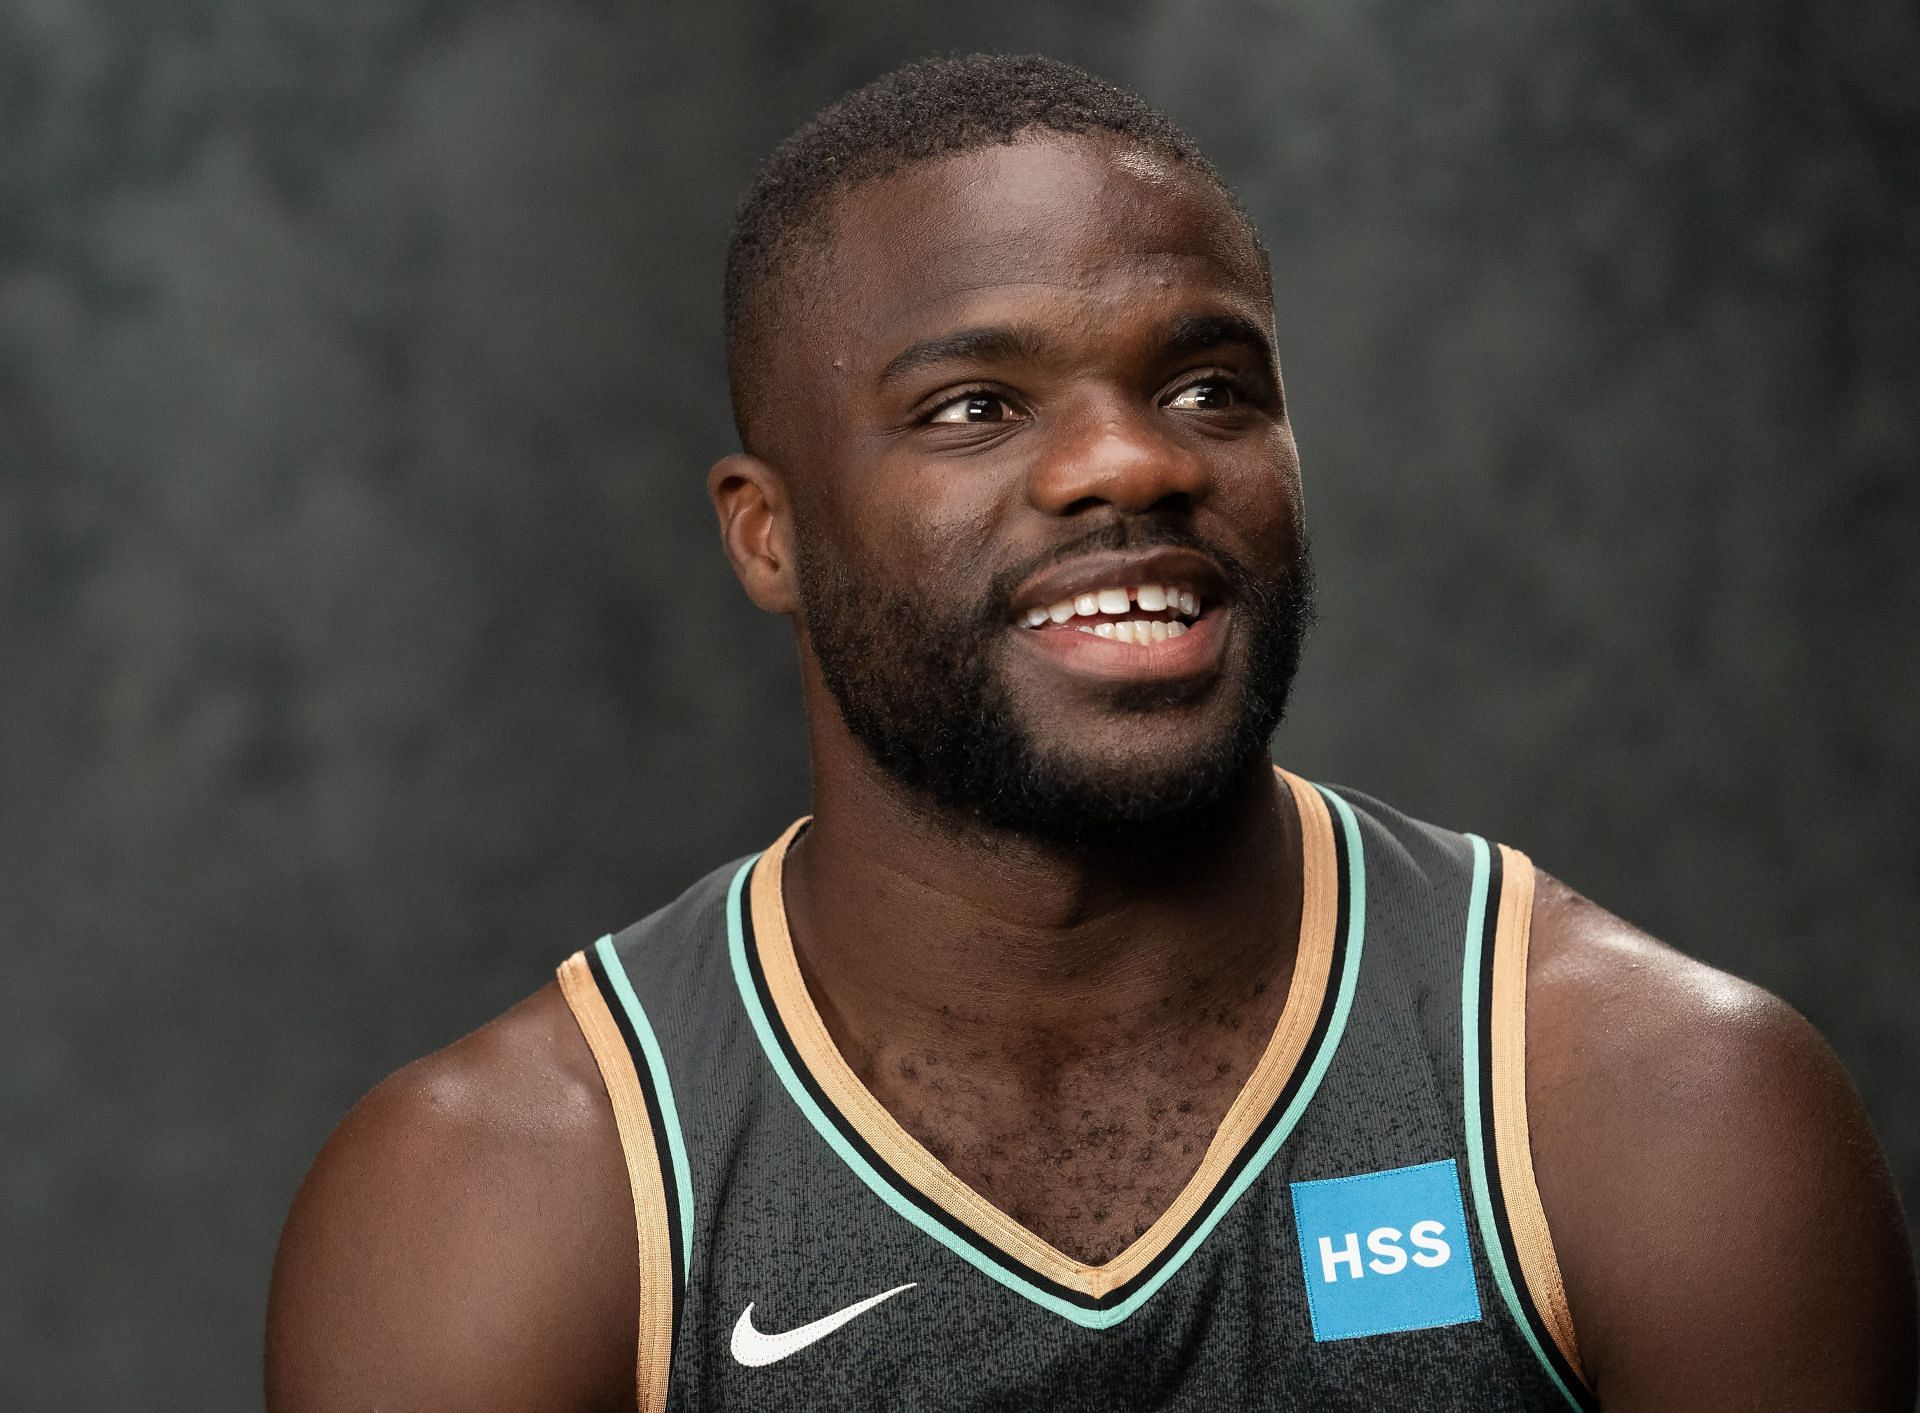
[{"x1": 1018, "y1": 582, "x2": 1207, "y2": 645}]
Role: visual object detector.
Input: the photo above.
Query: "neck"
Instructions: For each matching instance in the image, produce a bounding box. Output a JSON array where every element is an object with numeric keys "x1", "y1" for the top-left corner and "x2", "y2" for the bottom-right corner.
[{"x1": 782, "y1": 746, "x2": 1303, "y2": 1066}]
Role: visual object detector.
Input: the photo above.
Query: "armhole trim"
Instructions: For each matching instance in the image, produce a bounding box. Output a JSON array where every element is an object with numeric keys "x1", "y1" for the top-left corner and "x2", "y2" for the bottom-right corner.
[
  {"x1": 1462, "y1": 839, "x2": 1596, "y2": 1411},
  {"x1": 557, "y1": 950, "x2": 677, "y2": 1413},
  {"x1": 1488, "y1": 846, "x2": 1588, "y2": 1384}
]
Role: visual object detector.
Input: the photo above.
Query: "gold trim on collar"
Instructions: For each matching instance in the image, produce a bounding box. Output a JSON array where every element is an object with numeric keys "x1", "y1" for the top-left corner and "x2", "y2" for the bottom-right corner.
[{"x1": 748, "y1": 767, "x2": 1340, "y2": 1298}]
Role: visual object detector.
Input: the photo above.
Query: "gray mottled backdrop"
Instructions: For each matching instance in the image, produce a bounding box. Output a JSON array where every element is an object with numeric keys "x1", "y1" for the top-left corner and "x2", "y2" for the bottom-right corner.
[{"x1": 3, "y1": 0, "x2": 1915, "y2": 1406}]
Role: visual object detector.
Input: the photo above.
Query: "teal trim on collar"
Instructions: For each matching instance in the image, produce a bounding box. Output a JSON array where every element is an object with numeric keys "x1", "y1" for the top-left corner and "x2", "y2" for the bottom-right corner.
[{"x1": 594, "y1": 932, "x2": 697, "y2": 1282}]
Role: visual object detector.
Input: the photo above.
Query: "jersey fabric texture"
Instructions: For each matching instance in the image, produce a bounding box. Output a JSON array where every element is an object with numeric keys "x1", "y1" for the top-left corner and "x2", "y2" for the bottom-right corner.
[{"x1": 555, "y1": 772, "x2": 1596, "y2": 1412}]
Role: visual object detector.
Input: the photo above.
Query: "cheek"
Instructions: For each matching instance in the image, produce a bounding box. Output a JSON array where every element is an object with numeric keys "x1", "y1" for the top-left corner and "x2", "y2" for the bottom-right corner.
[
  {"x1": 917, "y1": 498, "x2": 1004, "y2": 583},
  {"x1": 803, "y1": 503, "x2": 986, "y2": 619},
  {"x1": 1216, "y1": 433, "x2": 1305, "y2": 550},
  {"x1": 843, "y1": 455, "x2": 1008, "y2": 589}
]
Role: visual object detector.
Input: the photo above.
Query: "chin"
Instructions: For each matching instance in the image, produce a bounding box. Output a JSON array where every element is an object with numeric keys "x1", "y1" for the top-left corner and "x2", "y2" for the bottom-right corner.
[{"x1": 954, "y1": 727, "x2": 1272, "y2": 847}]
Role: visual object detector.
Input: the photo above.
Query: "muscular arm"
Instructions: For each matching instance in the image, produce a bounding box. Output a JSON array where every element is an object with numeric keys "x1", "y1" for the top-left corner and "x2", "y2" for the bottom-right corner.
[
  {"x1": 266, "y1": 984, "x2": 637, "y2": 1413},
  {"x1": 1527, "y1": 873, "x2": 1917, "y2": 1411}
]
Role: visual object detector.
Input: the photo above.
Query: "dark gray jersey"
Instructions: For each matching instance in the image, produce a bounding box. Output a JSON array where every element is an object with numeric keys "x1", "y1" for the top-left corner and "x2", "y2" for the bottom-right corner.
[{"x1": 556, "y1": 772, "x2": 1596, "y2": 1411}]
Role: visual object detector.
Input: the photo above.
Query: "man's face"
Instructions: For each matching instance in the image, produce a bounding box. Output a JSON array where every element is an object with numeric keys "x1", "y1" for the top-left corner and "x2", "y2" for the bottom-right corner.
[{"x1": 780, "y1": 134, "x2": 1312, "y2": 843}]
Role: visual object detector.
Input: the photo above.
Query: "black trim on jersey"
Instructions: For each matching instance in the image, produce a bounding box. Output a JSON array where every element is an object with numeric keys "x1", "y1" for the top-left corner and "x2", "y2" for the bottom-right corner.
[
  {"x1": 584, "y1": 942, "x2": 687, "y2": 1364},
  {"x1": 738, "y1": 791, "x2": 1353, "y2": 1316},
  {"x1": 1472, "y1": 849, "x2": 1599, "y2": 1410}
]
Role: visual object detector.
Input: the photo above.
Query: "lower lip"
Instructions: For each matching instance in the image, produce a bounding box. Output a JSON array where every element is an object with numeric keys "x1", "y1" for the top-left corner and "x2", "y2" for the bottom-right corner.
[{"x1": 1011, "y1": 609, "x2": 1229, "y2": 683}]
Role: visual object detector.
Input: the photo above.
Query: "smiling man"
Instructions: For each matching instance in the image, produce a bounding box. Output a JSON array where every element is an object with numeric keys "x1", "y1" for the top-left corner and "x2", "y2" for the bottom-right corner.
[{"x1": 266, "y1": 55, "x2": 1916, "y2": 1412}]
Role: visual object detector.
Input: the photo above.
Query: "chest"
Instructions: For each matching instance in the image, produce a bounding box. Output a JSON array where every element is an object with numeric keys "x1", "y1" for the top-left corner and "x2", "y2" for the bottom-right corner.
[{"x1": 850, "y1": 1021, "x2": 1277, "y2": 1265}]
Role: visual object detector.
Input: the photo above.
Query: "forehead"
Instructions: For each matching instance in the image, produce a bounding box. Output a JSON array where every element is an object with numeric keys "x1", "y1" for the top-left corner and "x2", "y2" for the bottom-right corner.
[{"x1": 815, "y1": 135, "x2": 1270, "y2": 366}]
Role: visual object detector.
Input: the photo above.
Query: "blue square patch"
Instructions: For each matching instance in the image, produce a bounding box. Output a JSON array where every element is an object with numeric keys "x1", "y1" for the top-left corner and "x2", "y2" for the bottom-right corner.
[{"x1": 1289, "y1": 1158, "x2": 1482, "y2": 1342}]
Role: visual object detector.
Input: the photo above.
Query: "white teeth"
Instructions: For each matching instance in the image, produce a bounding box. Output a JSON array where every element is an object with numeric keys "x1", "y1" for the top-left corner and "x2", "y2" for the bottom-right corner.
[
  {"x1": 1063, "y1": 616, "x2": 1193, "y2": 644},
  {"x1": 1121, "y1": 614, "x2": 1175, "y2": 641},
  {"x1": 1095, "y1": 620, "x2": 1181, "y2": 645},
  {"x1": 1025, "y1": 584, "x2": 1203, "y2": 628}
]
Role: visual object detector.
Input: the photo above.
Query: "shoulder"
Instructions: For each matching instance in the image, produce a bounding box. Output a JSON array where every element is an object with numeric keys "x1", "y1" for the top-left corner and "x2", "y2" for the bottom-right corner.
[
  {"x1": 266, "y1": 979, "x2": 636, "y2": 1413},
  {"x1": 1524, "y1": 868, "x2": 1917, "y2": 1411}
]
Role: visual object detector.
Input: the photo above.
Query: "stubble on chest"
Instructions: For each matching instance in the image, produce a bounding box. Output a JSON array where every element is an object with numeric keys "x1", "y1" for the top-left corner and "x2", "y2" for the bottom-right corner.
[{"x1": 848, "y1": 971, "x2": 1290, "y2": 1266}]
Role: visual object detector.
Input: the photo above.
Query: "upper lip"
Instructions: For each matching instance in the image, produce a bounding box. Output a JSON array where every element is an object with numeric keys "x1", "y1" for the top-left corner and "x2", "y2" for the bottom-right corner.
[{"x1": 1007, "y1": 547, "x2": 1230, "y2": 621}]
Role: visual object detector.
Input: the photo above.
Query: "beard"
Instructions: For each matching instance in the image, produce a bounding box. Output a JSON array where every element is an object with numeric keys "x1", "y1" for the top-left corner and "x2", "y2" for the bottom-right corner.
[{"x1": 794, "y1": 517, "x2": 1316, "y2": 848}]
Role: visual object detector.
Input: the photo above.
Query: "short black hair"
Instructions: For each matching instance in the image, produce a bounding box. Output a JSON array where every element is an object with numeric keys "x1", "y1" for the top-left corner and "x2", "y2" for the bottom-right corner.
[{"x1": 723, "y1": 53, "x2": 1266, "y2": 453}]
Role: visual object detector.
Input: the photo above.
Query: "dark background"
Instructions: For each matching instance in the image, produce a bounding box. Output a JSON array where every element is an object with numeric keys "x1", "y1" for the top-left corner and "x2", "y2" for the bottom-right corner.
[{"x1": 4, "y1": 1, "x2": 1916, "y2": 1407}]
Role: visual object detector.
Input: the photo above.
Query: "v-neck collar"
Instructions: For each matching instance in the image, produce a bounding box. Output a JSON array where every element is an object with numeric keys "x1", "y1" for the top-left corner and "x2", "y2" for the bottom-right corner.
[{"x1": 726, "y1": 769, "x2": 1367, "y2": 1328}]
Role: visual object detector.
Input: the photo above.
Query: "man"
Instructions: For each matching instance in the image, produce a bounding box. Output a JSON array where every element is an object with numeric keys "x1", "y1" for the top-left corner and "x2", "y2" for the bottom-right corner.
[{"x1": 266, "y1": 54, "x2": 1916, "y2": 1411}]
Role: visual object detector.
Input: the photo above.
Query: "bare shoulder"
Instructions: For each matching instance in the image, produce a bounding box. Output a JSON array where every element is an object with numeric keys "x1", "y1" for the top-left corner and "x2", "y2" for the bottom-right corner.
[
  {"x1": 1525, "y1": 870, "x2": 1916, "y2": 1412},
  {"x1": 266, "y1": 980, "x2": 635, "y2": 1413}
]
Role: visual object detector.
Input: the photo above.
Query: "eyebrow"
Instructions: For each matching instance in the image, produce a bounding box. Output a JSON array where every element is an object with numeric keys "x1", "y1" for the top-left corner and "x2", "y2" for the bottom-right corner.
[
  {"x1": 878, "y1": 325, "x2": 1055, "y2": 386},
  {"x1": 1160, "y1": 312, "x2": 1278, "y2": 374},
  {"x1": 875, "y1": 310, "x2": 1278, "y2": 387}
]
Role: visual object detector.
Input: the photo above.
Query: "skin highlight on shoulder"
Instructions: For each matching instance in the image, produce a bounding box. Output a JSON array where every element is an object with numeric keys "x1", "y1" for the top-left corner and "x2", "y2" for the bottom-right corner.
[
  {"x1": 265, "y1": 983, "x2": 637, "y2": 1413},
  {"x1": 1525, "y1": 872, "x2": 1918, "y2": 1411}
]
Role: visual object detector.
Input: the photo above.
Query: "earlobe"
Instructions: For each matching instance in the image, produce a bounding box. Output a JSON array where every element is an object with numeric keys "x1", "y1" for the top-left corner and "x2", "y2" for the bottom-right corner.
[{"x1": 707, "y1": 453, "x2": 799, "y2": 615}]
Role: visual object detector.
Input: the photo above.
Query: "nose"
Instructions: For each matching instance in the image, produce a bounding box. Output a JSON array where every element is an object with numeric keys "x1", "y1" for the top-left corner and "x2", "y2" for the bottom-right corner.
[{"x1": 1024, "y1": 394, "x2": 1210, "y2": 517}]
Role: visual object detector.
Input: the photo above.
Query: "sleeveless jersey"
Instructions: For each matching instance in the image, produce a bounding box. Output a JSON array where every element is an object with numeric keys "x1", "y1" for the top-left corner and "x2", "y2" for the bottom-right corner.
[{"x1": 555, "y1": 772, "x2": 1597, "y2": 1411}]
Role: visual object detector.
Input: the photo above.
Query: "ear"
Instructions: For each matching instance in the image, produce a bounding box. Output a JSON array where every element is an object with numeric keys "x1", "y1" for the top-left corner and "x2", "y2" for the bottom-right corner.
[{"x1": 708, "y1": 452, "x2": 799, "y2": 615}]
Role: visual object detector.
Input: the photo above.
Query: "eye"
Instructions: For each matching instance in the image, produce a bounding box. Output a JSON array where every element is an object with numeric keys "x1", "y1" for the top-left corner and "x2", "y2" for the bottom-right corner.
[
  {"x1": 1165, "y1": 377, "x2": 1240, "y2": 412},
  {"x1": 926, "y1": 391, "x2": 1021, "y2": 425}
]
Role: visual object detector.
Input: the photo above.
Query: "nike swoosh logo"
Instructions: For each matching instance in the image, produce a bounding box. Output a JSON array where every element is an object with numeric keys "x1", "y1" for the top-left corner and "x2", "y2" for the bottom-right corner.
[{"x1": 730, "y1": 1283, "x2": 916, "y2": 1367}]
